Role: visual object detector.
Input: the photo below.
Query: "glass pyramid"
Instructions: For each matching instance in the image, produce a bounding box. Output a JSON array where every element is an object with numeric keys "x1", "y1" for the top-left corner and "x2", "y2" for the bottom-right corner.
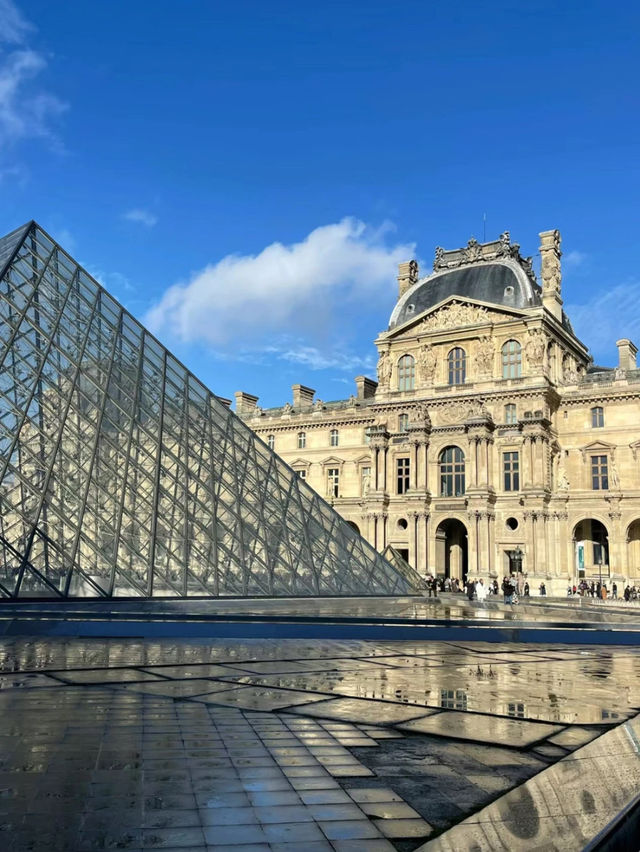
[{"x1": 0, "y1": 222, "x2": 421, "y2": 598}]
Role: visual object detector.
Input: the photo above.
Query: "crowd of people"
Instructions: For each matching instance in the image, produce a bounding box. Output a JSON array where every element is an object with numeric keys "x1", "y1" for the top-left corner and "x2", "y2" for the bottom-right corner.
[
  {"x1": 425, "y1": 574, "x2": 545, "y2": 603},
  {"x1": 425, "y1": 573, "x2": 640, "y2": 604}
]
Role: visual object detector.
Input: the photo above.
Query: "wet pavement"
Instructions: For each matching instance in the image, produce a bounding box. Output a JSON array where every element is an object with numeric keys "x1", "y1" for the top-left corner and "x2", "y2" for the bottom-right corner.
[
  {"x1": 0, "y1": 636, "x2": 638, "y2": 850},
  {"x1": 4, "y1": 594, "x2": 640, "y2": 625}
]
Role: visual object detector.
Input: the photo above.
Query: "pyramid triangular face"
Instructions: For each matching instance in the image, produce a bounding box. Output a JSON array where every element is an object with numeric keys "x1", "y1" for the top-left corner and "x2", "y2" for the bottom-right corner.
[{"x1": 0, "y1": 222, "x2": 420, "y2": 598}]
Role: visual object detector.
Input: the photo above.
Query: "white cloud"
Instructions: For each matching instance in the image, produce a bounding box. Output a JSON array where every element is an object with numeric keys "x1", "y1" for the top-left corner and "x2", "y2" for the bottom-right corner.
[
  {"x1": 264, "y1": 340, "x2": 376, "y2": 372},
  {"x1": 563, "y1": 250, "x2": 587, "y2": 269},
  {"x1": 565, "y1": 279, "x2": 640, "y2": 363},
  {"x1": 123, "y1": 208, "x2": 158, "y2": 228},
  {"x1": 0, "y1": 2, "x2": 66, "y2": 150},
  {"x1": 146, "y1": 218, "x2": 415, "y2": 364},
  {"x1": 0, "y1": 0, "x2": 31, "y2": 44}
]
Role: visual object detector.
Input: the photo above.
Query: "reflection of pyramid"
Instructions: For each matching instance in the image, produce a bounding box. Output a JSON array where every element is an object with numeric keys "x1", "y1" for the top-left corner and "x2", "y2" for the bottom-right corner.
[{"x1": 0, "y1": 222, "x2": 420, "y2": 598}]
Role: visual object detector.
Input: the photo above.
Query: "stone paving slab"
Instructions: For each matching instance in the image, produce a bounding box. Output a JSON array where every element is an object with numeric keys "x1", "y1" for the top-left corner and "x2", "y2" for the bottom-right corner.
[{"x1": 0, "y1": 635, "x2": 637, "y2": 851}]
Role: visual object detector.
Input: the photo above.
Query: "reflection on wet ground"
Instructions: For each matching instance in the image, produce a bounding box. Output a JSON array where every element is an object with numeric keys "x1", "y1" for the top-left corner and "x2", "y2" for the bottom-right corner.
[
  {"x1": 4, "y1": 593, "x2": 640, "y2": 626},
  {"x1": 0, "y1": 636, "x2": 638, "y2": 851}
]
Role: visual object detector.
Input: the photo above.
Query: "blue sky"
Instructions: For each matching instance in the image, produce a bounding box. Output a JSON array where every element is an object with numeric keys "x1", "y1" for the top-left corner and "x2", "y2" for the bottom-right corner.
[{"x1": 1, "y1": 0, "x2": 639, "y2": 407}]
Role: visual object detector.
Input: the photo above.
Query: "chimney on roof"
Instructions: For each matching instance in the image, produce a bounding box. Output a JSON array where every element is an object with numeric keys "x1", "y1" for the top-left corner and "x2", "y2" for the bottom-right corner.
[
  {"x1": 234, "y1": 391, "x2": 258, "y2": 416},
  {"x1": 397, "y1": 260, "x2": 419, "y2": 300},
  {"x1": 539, "y1": 229, "x2": 563, "y2": 322},
  {"x1": 354, "y1": 375, "x2": 377, "y2": 400},
  {"x1": 616, "y1": 339, "x2": 637, "y2": 371},
  {"x1": 292, "y1": 384, "x2": 315, "y2": 409}
]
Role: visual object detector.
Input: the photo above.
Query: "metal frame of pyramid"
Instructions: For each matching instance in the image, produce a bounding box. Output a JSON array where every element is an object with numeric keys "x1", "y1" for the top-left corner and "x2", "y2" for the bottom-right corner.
[{"x1": 0, "y1": 222, "x2": 421, "y2": 598}]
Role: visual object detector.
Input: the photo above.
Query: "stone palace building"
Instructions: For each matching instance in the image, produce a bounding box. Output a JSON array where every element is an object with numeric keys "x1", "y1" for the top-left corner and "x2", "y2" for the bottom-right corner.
[{"x1": 236, "y1": 230, "x2": 640, "y2": 594}]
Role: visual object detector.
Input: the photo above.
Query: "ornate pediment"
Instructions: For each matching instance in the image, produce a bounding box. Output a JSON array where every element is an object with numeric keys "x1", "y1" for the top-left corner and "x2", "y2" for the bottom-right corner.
[
  {"x1": 420, "y1": 300, "x2": 508, "y2": 332},
  {"x1": 580, "y1": 440, "x2": 616, "y2": 462}
]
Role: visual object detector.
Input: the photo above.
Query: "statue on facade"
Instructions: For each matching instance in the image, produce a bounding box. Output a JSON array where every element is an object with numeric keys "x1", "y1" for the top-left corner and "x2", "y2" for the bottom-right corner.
[
  {"x1": 476, "y1": 336, "x2": 494, "y2": 375},
  {"x1": 541, "y1": 245, "x2": 561, "y2": 293},
  {"x1": 282, "y1": 402, "x2": 292, "y2": 414},
  {"x1": 417, "y1": 343, "x2": 437, "y2": 382},
  {"x1": 377, "y1": 350, "x2": 392, "y2": 386},
  {"x1": 610, "y1": 458, "x2": 620, "y2": 489},
  {"x1": 414, "y1": 402, "x2": 431, "y2": 426},
  {"x1": 557, "y1": 462, "x2": 570, "y2": 491},
  {"x1": 525, "y1": 329, "x2": 546, "y2": 369},
  {"x1": 314, "y1": 398, "x2": 324, "y2": 411}
]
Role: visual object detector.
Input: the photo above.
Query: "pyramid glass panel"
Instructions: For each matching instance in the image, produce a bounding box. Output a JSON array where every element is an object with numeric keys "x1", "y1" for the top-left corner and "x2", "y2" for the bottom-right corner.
[{"x1": 0, "y1": 222, "x2": 421, "y2": 598}]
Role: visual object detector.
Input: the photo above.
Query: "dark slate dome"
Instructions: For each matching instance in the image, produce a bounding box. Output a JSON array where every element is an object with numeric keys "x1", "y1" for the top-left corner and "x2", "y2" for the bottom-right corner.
[{"x1": 389, "y1": 234, "x2": 542, "y2": 329}]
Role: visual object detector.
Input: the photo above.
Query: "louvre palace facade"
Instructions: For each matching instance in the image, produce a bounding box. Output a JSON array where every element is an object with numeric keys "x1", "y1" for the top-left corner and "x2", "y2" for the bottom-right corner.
[{"x1": 238, "y1": 230, "x2": 640, "y2": 595}]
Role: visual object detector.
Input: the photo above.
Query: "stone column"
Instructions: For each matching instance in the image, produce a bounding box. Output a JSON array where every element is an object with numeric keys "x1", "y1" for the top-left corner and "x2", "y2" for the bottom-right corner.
[
  {"x1": 424, "y1": 513, "x2": 430, "y2": 574},
  {"x1": 423, "y1": 442, "x2": 430, "y2": 493},
  {"x1": 607, "y1": 495, "x2": 624, "y2": 579},
  {"x1": 467, "y1": 510, "x2": 480, "y2": 577},
  {"x1": 469, "y1": 437, "x2": 479, "y2": 488}
]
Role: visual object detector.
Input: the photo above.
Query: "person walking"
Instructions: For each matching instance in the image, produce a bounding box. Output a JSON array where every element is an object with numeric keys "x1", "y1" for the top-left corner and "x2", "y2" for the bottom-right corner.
[
  {"x1": 476, "y1": 579, "x2": 487, "y2": 602},
  {"x1": 467, "y1": 578, "x2": 476, "y2": 601},
  {"x1": 539, "y1": 582, "x2": 547, "y2": 596},
  {"x1": 523, "y1": 581, "x2": 530, "y2": 597},
  {"x1": 612, "y1": 582, "x2": 617, "y2": 599}
]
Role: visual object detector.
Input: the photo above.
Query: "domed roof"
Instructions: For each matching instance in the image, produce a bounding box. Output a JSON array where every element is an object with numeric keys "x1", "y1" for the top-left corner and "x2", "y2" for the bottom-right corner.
[{"x1": 389, "y1": 234, "x2": 542, "y2": 330}]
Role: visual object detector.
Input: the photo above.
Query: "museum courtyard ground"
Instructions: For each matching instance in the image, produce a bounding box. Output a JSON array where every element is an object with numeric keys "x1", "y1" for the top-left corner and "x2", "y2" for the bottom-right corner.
[{"x1": 1, "y1": 596, "x2": 640, "y2": 851}]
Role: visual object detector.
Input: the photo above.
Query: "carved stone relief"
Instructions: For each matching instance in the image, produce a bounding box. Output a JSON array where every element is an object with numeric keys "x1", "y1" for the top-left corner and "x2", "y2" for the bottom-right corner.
[
  {"x1": 377, "y1": 350, "x2": 392, "y2": 386},
  {"x1": 420, "y1": 301, "x2": 504, "y2": 332},
  {"x1": 475, "y1": 336, "x2": 494, "y2": 376},
  {"x1": 439, "y1": 400, "x2": 489, "y2": 425},
  {"x1": 525, "y1": 329, "x2": 546, "y2": 370},
  {"x1": 417, "y1": 343, "x2": 437, "y2": 382}
]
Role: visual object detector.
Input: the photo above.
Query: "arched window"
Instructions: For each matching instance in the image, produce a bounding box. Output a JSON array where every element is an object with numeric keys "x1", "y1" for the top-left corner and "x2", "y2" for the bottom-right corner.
[
  {"x1": 267, "y1": 435, "x2": 275, "y2": 450},
  {"x1": 397, "y1": 354, "x2": 415, "y2": 391},
  {"x1": 398, "y1": 413, "x2": 409, "y2": 432},
  {"x1": 297, "y1": 432, "x2": 306, "y2": 449},
  {"x1": 439, "y1": 446, "x2": 465, "y2": 496},
  {"x1": 330, "y1": 428, "x2": 339, "y2": 446},
  {"x1": 591, "y1": 406, "x2": 604, "y2": 428},
  {"x1": 448, "y1": 348, "x2": 466, "y2": 385},
  {"x1": 502, "y1": 340, "x2": 522, "y2": 378},
  {"x1": 504, "y1": 404, "x2": 517, "y2": 425}
]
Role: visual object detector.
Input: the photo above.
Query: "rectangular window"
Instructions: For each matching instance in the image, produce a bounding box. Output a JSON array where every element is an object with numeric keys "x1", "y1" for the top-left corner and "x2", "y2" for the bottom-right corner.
[
  {"x1": 441, "y1": 689, "x2": 467, "y2": 710},
  {"x1": 591, "y1": 455, "x2": 608, "y2": 490},
  {"x1": 327, "y1": 468, "x2": 339, "y2": 498},
  {"x1": 267, "y1": 435, "x2": 275, "y2": 450},
  {"x1": 297, "y1": 469, "x2": 307, "y2": 480},
  {"x1": 508, "y1": 702, "x2": 525, "y2": 718},
  {"x1": 396, "y1": 457, "x2": 410, "y2": 495},
  {"x1": 330, "y1": 429, "x2": 339, "y2": 447},
  {"x1": 297, "y1": 432, "x2": 306, "y2": 449},
  {"x1": 398, "y1": 413, "x2": 409, "y2": 432},
  {"x1": 504, "y1": 404, "x2": 517, "y2": 425},
  {"x1": 503, "y1": 451, "x2": 520, "y2": 492},
  {"x1": 361, "y1": 466, "x2": 371, "y2": 496},
  {"x1": 591, "y1": 407, "x2": 604, "y2": 428}
]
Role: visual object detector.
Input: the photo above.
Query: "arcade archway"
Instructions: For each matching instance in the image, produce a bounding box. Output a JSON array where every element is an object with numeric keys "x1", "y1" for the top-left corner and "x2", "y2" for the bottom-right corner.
[
  {"x1": 573, "y1": 518, "x2": 609, "y2": 577},
  {"x1": 435, "y1": 518, "x2": 468, "y2": 579}
]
